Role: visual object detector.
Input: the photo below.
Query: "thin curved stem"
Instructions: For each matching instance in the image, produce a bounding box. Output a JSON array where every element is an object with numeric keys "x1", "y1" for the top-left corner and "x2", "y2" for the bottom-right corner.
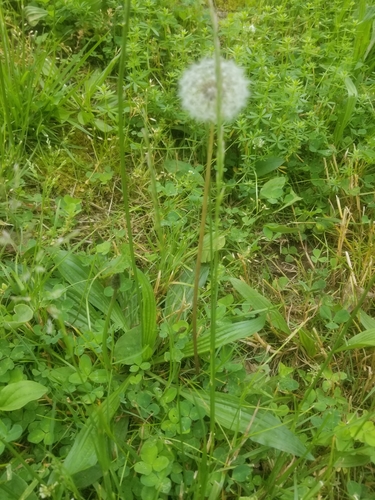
[{"x1": 191, "y1": 125, "x2": 215, "y2": 375}]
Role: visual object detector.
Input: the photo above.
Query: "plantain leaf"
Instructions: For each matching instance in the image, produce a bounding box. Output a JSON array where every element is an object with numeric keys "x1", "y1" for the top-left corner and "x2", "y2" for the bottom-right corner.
[
  {"x1": 359, "y1": 309, "x2": 375, "y2": 330},
  {"x1": 137, "y1": 269, "x2": 157, "y2": 360},
  {"x1": 114, "y1": 326, "x2": 143, "y2": 365},
  {"x1": 62, "y1": 377, "x2": 131, "y2": 475},
  {"x1": 333, "y1": 76, "x2": 358, "y2": 144},
  {"x1": 53, "y1": 251, "x2": 128, "y2": 331},
  {"x1": 335, "y1": 328, "x2": 375, "y2": 352},
  {"x1": 180, "y1": 390, "x2": 313, "y2": 460},
  {"x1": 182, "y1": 316, "x2": 265, "y2": 358},
  {"x1": 24, "y1": 6, "x2": 48, "y2": 27},
  {"x1": 231, "y1": 278, "x2": 290, "y2": 334},
  {"x1": 164, "y1": 265, "x2": 209, "y2": 323},
  {"x1": 0, "y1": 381, "x2": 47, "y2": 411}
]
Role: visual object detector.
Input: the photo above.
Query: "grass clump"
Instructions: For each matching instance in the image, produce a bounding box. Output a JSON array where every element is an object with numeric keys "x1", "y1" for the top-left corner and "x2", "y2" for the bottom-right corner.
[{"x1": 1, "y1": 0, "x2": 375, "y2": 499}]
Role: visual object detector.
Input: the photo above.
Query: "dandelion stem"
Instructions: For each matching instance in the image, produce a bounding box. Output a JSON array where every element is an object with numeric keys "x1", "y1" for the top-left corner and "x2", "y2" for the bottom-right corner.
[
  {"x1": 208, "y1": 0, "x2": 223, "y2": 461},
  {"x1": 117, "y1": 1, "x2": 143, "y2": 338},
  {"x1": 192, "y1": 125, "x2": 215, "y2": 375}
]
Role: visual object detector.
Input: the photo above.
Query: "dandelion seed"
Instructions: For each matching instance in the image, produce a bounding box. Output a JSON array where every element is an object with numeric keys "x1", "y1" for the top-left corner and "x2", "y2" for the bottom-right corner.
[{"x1": 178, "y1": 57, "x2": 250, "y2": 123}]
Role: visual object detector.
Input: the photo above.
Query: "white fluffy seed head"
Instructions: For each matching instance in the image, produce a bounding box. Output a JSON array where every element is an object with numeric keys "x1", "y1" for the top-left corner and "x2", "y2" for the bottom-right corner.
[{"x1": 178, "y1": 57, "x2": 250, "y2": 123}]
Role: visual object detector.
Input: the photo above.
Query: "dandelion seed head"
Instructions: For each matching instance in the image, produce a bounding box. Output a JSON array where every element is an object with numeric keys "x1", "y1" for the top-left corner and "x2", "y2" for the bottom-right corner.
[{"x1": 178, "y1": 57, "x2": 250, "y2": 123}]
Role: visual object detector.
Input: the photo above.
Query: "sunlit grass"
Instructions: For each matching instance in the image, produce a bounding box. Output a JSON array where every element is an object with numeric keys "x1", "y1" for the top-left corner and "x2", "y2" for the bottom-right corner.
[{"x1": 1, "y1": 0, "x2": 375, "y2": 499}]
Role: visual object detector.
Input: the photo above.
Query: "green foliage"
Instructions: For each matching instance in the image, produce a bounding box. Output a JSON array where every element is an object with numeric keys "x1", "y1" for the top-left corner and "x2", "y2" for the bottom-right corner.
[{"x1": 1, "y1": 0, "x2": 375, "y2": 498}]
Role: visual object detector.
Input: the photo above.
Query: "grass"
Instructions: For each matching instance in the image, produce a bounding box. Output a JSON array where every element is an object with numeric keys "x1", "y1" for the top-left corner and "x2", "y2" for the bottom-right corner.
[{"x1": 1, "y1": 0, "x2": 375, "y2": 499}]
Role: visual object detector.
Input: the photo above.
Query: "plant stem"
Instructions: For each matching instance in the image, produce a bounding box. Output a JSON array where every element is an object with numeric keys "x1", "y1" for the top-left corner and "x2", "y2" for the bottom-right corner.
[
  {"x1": 192, "y1": 125, "x2": 215, "y2": 375},
  {"x1": 208, "y1": 0, "x2": 224, "y2": 459},
  {"x1": 117, "y1": 1, "x2": 143, "y2": 334},
  {"x1": 102, "y1": 286, "x2": 119, "y2": 372}
]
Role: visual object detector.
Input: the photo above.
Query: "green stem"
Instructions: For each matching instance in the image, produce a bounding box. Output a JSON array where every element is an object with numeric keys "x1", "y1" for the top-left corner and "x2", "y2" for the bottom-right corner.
[
  {"x1": 102, "y1": 286, "x2": 119, "y2": 372},
  {"x1": 117, "y1": 1, "x2": 143, "y2": 333},
  {"x1": 192, "y1": 125, "x2": 215, "y2": 375},
  {"x1": 142, "y1": 125, "x2": 165, "y2": 258},
  {"x1": 208, "y1": 0, "x2": 224, "y2": 458}
]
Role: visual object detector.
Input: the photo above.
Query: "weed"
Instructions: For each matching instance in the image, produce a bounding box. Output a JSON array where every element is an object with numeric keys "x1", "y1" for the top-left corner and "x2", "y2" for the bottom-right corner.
[{"x1": 1, "y1": 0, "x2": 375, "y2": 499}]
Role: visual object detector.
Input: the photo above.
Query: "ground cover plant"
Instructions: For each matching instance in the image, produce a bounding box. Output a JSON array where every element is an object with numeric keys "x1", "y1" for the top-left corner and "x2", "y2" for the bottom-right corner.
[{"x1": 1, "y1": 0, "x2": 375, "y2": 498}]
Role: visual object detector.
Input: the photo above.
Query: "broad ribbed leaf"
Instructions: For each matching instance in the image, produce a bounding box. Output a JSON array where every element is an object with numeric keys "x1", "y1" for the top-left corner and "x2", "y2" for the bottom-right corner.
[
  {"x1": 359, "y1": 309, "x2": 375, "y2": 330},
  {"x1": 54, "y1": 251, "x2": 128, "y2": 331},
  {"x1": 137, "y1": 270, "x2": 157, "y2": 360},
  {"x1": 0, "y1": 381, "x2": 47, "y2": 411},
  {"x1": 181, "y1": 390, "x2": 313, "y2": 460},
  {"x1": 231, "y1": 278, "x2": 290, "y2": 334},
  {"x1": 335, "y1": 328, "x2": 375, "y2": 352},
  {"x1": 164, "y1": 266, "x2": 209, "y2": 323},
  {"x1": 182, "y1": 316, "x2": 265, "y2": 358},
  {"x1": 63, "y1": 377, "x2": 130, "y2": 475}
]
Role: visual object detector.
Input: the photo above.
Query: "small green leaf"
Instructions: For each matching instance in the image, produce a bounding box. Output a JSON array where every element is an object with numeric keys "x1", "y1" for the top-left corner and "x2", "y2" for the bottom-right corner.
[
  {"x1": 3, "y1": 304, "x2": 33, "y2": 328},
  {"x1": 255, "y1": 157, "x2": 284, "y2": 177},
  {"x1": 12, "y1": 304, "x2": 33, "y2": 323},
  {"x1": 0, "y1": 381, "x2": 47, "y2": 411},
  {"x1": 89, "y1": 370, "x2": 108, "y2": 384},
  {"x1": 141, "y1": 472, "x2": 159, "y2": 487},
  {"x1": 153, "y1": 456, "x2": 169, "y2": 472},
  {"x1": 94, "y1": 118, "x2": 113, "y2": 133},
  {"x1": 161, "y1": 387, "x2": 177, "y2": 405},
  {"x1": 134, "y1": 461, "x2": 153, "y2": 475},
  {"x1": 232, "y1": 464, "x2": 251, "y2": 482},
  {"x1": 201, "y1": 233, "x2": 226, "y2": 263},
  {"x1": 141, "y1": 440, "x2": 158, "y2": 464},
  {"x1": 79, "y1": 354, "x2": 93, "y2": 376},
  {"x1": 333, "y1": 309, "x2": 350, "y2": 324},
  {"x1": 28, "y1": 428, "x2": 45, "y2": 444},
  {"x1": 260, "y1": 177, "x2": 286, "y2": 203}
]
